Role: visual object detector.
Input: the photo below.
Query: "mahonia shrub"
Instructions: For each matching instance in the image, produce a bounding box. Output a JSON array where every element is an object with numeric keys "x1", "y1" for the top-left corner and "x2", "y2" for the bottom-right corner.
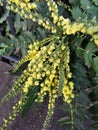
[{"x1": 0, "y1": 0, "x2": 98, "y2": 130}]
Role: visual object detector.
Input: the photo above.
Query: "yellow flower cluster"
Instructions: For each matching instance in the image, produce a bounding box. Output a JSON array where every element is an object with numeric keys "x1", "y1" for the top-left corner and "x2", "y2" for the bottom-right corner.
[
  {"x1": 13, "y1": 43, "x2": 39, "y2": 73},
  {"x1": 8, "y1": 0, "x2": 37, "y2": 10},
  {"x1": 6, "y1": 0, "x2": 56, "y2": 33},
  {"x1": 36, "y1": 59, "x2": 59, "y2": 102},
  {"x1": 21, "y1": 40, "x2": 74, "y2": 107},
  {"x1": 43, "y1": 88, "x2": 57, "y2": 130},
  {"x1": 92, "y1": 35, "x2": 98, "y2": 45},
  {"x1": 1, "y1": 0, "x2": 98, "y2": 129},
  {"x1": 62, "y1": 81, "x2": 74, "y2": 104},
  {"x1": 47, "y1": 0, "x2": 58, "y2": 24},
  {"x1": 61, "y1": 45, "x2": 74, "y2": 104},
  {"x1": 57, "y1": 16, "x2": 98, "y2": 45},
  {"x1": 0, "y1": 0, "x2": 98, "y2": 45},
  {"x1": 1, "y1": 69, "x2": 29, "y2": 105},
  {"x1": 0, "y1": 36, "x2": 75, "y2": 130},
  {"x1": 23, "y1": 43, "x2": 56, "y2": 94},
  {"x1": 0, "y1": 96, "x2": 26, "y2": 130},
  {"x1": 0, "y1": 0, "x2": 3, "y2": 6},
  {"x1": 7, "y1": 0, "x2": 38, "y2": 24},
  {"x1": 94, "y1": 39, "x2": 98, "y2": 45}
]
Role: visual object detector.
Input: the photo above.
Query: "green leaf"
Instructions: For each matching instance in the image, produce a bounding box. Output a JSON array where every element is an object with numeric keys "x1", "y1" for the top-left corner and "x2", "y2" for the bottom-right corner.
[
  {"x1": 89, "y1": 104, "x2": 98, "y2": 114},
  {"x1": 92, "y1": 57, "x2": 98, "y2": 74},
  {"x1": 71, "y1": 6, "x2": 83, "y2": 20},
  {"x1": 36, "y1": 27, "x2": 46, "y2": 39},
  {"x1": 74, "y1": 119, "x2": 85, "y2": 130},
  {"x1": 80, "y1": 0, "x2": 90, "y2": 9},
  {"x1": 79, "y1": 91, "x2": 91, "y2": 106},
  {"x1": 21, "y1": 86, "x2": 39, "y2": 118},
  {"x1": 93, "y1": 0, "x2": 98, "y2": 5},
  {"x1": 87, "y1": 5, "x2": 98, "y2": 19},
  {"x1": 58, "y1": 116, "x2": 71, "y2": 126},
  {"x1": 75, "y1": 109, "x2": 87, "y2": 121},
  {"x1": 69, "y1": 0, "x2": 79, "y2": 5},
  {"x1": 73, "y1": 60, "x2": 90, "y2": 90},
  {"x1": 91, "y1": 122, "x2": 98, "y2": 128},
  {"x1": 10, "y1": 61, "x2": 29, "y2": 75},
  {"x1": 92, "y1": 115, "x2": 98, "y2": 121},
  {"x1": 83, "y1": 42, "x2": 98, "y2": 67},
  {"x1": 21, "y1": 93, "x2": 37, "y2": 118},
  {"x1": 0, "y1": 10, "x2": 9, "y2": 24},
  {"x1": 14, "y1": 14, "x2": 22, "y2": 33}
]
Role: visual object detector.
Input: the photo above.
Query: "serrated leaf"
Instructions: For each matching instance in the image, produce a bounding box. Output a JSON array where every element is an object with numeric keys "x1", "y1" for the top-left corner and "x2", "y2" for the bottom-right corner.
[
  {"x1": 93, "y1": 0, "x2": 98, "y2": 5},
  {"x1": 79, "y1": 91, "x2": 91, "y2": 106},
  {"x1": 87, "y1": 5, "x2": 98, "y2": 19},
  {"x1": 69, "y1": 0, "x2": 79, "y2": 5},
  {"x1": 83, "y1": 42, "x2": 98, "y2": 67},
  {"x1": 36, "y1": 27, "x2": 46, "y2": 39},
  {"x1": 80, "y1": 0, "x2": 90, "y2": 9},
  {"x1": 14, "y1": 14, "x2": 22, "y2": 33},
  {"x1": 71, "y1": 6, "x2": 83, "y2": 20},
  {"x1": 0, "y1": 10, "x2": 9, "y2": 24},
  {"x1": 74, "y1": 60, "x2": 90, "y2": 90}
]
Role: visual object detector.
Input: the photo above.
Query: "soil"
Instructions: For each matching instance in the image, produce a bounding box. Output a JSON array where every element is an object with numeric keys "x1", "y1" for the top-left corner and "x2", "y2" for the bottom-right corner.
[{"x1": 0, "y1": 61, "x2": 95, "y2": 130}]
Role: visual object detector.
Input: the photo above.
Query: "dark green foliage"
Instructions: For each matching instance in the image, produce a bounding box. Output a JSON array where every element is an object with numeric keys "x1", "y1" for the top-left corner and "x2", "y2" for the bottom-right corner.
[
  {"x1": 0, "y1": 10, "x2": 48, "y2": 57},
  {"x1": 0, "y1": 0, "x2": 98, "y2": 130},
  {"x1": 21, "y1": 86, "x2": 39, "y2": 118}
]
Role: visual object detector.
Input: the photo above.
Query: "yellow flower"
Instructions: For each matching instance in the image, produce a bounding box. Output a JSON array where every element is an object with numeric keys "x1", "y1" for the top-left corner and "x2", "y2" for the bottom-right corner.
[
  {"x1": 23, "y1": 87, "x2": 28, "y2": 93},
  {"x1": 9, "y1": 116, "x2": 12, "y2": 120},
  {"x1": 46, "y1": 70, "x2": 51, "y2": 75},
  {"x1": 21, "y1": 3, "x2": 26, "y2": 8},
  {"x1": 34, "y1": 81, "x2": 39, "y2": 86},
  {"x1": 52, "y1": 89, "x2": 56, "y2": 94},
  {"x1": 3, "y1": 119, "x2": 8, "y2": 123},
  {"x1": 94, "y1": 39, "x2": 98, "y2": 45},
  {"x1": 18, "y1": 100, "x2": 22, "y2": 105},
  {"x1": 70, "y1": 94, "x2": 74, "y2": 98},
  {"x1": 45, "y1": 79, "x2": 50, "y2": 84},
  {"x1": 37, "y1": 73, "x2": 41, "y2": 79},
  {"x1": 66, "y1": 99, "x2": 71, "y2": 104},
  {"x1": 49, "y1": 74, "x2": 55, "y2": 80},
  {"x1": 40, "y1": 83, "x2": 44, "y2": 87},
  {"x1": 69, "y1": 82, "x2": 74, "y2": 89},
  {"x1": 31, "y1": 3, "x2": 37, "y2": 9},
  {"x1": 38, "y1": 63, "x2": 43, "y2": 68},
  {"x1": 66, "y1": 25, "x2": 72, "y2": 35},
  {"x1": 42, "y1": 72, "x2": 45, "y2": 77},
  {"x1": 43, "y1": 87, "x2": 50, "y2": 91},
  {"x1": 38, "y1": 19, "x2": 43, "y2": 25},
  {"x1": 59, "y1": 16, "x2": 64, "y2": 21},
  {"x1": 67, "y1": 73, "x2": 72, "y2": 78},
  {"x1": 61, "y1": 45, "x2": 66, "y2": 50}
]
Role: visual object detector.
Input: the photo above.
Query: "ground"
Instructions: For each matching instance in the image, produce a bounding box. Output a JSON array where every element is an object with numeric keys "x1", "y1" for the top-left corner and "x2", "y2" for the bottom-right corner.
[{"x1": 0, "y1": 61, "x2": 95, "y2": 130}]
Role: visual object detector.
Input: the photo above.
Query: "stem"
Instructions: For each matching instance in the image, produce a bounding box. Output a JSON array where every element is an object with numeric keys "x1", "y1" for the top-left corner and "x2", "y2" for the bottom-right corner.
[{"x1": 70, "y1": 104, "x2": 74, "y2": 130}]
